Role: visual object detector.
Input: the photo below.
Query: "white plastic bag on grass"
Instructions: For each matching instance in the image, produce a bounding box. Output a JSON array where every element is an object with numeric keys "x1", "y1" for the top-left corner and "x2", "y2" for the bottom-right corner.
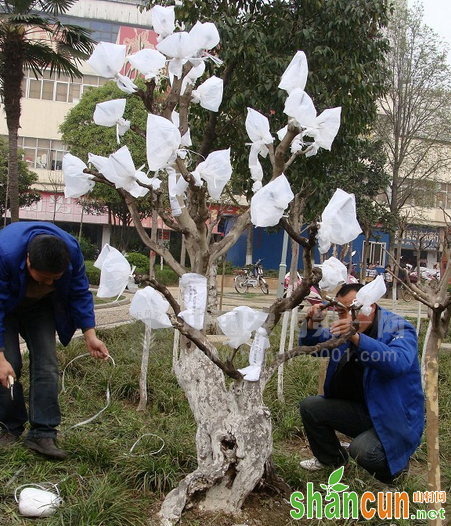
[
  {"x1": 129, "y1": 287, "x2": 172, "y2": 329},
  {"x1": 319, "y1": 257, "x2": 348, "y2": 292},
  {"x1": 238, "y1": 327, "x2": 270, "y2": 381},
  {"x1": 317, "y1": 189, "x2": 362, "y2": 254},
  {"x1": 62, "y1": 154, "x2": 95, "y2": 198},
  {"x1": 178, "y1": 273, "x2": 207, "y2": 330},
  {"x1": 18, "y1": 487, "x2": 61, "y2": 517},
  {"x1": 94, "y1": 244, "x2": 135, "y2": 298},
  {"x1": 355, "y1": 275, "x2": 386, "y2": 315},
  {"x1": 250, "y1": 174, "x2": 294, "y2": 227},
  {"x1": 217, "y1": 306, "x2": 268, "y2": 348}
]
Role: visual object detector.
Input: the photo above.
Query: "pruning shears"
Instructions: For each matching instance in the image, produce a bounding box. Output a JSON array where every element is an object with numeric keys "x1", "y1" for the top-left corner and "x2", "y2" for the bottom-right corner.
[{"x1": 7, "y1": 375, "x2": 14, "y2": 401}]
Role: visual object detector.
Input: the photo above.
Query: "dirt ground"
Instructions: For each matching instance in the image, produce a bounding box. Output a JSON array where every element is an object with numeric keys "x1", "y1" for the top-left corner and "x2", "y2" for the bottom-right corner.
[{"x1": 148, "y1": 491, "x2": 304, "y2": 526}]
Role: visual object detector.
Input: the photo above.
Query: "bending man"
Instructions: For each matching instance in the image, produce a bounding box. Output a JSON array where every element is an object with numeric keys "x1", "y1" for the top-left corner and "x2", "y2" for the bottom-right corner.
[{"x1": 0, "y1": 221, "x2": 109, "y2": 459}]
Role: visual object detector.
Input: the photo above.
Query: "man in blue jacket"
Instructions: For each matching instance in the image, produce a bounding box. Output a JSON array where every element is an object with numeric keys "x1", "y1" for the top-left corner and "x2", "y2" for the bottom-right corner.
[
  {"x1": 298, "y1": 283, "x2": 424, "y2": 483},
  {"x1": 0, "y1": 221, "x2": 109, "y2": 459}
]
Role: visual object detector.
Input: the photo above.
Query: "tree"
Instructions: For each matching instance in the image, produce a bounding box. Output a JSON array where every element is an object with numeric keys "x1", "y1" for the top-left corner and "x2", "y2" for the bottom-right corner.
[
  {"x1": 0, "y1": 137, "x2": 40, "y2": 220},
  {"x1": 60, "y1": 80, "x2": 153, "y2": 251},
  {"x1": 376, "y1": 1, "x2": 451, "y2": 255},
  {"x1": 62, "y1": 3, "x2": 391, "y2": 523},
  {"x1": 0, "y1": 0, "x2": 94, "y2": 222}
]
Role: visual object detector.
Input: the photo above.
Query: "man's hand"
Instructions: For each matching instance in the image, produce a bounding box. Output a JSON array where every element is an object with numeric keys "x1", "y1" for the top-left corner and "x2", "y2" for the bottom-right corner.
[
  {"x1": 305, "y1": 304, "x2": 327, "y2": 329},
  {"x1": 0, "y1": 352, "x2": 16, "y2": 388},
  {"x1": 330, "y1": 316, "x2": 360, "y2": 346},
  {"x1": 83, "y1": 329, "x2": 109, "y2": 360}
]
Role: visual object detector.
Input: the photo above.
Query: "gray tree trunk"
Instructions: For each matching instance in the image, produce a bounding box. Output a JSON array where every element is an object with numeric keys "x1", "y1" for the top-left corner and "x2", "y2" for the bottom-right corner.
[{"x1": 158, "y1": 342, "x2": 272, "y2": 526}]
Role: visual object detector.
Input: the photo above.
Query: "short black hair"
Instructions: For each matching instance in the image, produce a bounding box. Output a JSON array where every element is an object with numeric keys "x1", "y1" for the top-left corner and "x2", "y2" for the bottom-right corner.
[
  {"x1": 337, "y1": 282, "x2": 364, "y2": 298},
  {"x1": 27, "y1": 235, "x2": 70, "y2": 273}
]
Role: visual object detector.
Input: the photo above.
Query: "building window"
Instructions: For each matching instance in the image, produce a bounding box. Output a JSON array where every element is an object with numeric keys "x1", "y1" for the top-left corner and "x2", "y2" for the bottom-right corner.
[
  {"x1": 22, "y1": 69, "x2": 107, "y2": 103},
  {"x1": 2, "y1": 135, "x2": 69, "y2": 171},
  {"x1": 364, "y1": 241, "x2": 386, "y2": 267}
]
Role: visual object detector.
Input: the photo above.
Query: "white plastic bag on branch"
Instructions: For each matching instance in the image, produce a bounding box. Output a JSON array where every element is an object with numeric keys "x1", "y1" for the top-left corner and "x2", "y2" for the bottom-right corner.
[
  {"x1": 319, "y1": 257, "x2": 348, "y2": 292},
  {"x1": 127, "y1": 48, "x2": 167, "y2": 80},
  {"x1": 245, "y1": 108, "x2": 273, "y2": 191},
  {"x1": 171, "y1": 110, "x2": 192, "y2": 147},
  {"x1": 156, "y1": 32, "x2": 197, "y2": 78},
  {"x1": 355, "y1": 275, "x2": 386, "y2": 315},
  {"x1": 62, "y1": 154, "x2": 95, "y2": 198},
  {"x1": 238, "y1": 327, "x2": 270, "y2": 381},
  {"x1": 189, "y1": 21, "x2": 220, "y2": 53},
  {"x1": 93, "y1": 99, "x2": 130, "y2": 143},
  {"x1": 146, "y1": 114, "x2": 181, "y2": 171},
  {"x1": 317, "y1": 189, "x2": 362, "y2": 254},
  {"x1": 87, "y1": 42, "x2": 137, "y2": 94},
  {"x1": 191, "y1": 148, "x2": 232, "y2": 200},
  {"x1": 284, "y1": 88, "x2": 317, "y2": 129},
  {"x1": 217, "y1": 306, "x2": 268, "y2": 348},
  {"x1": 250, "y1": 174, "x2": 294, "y2": 227},
  {"x1": 303, "y1": 107, "x2": 342, "y2": 151},
  {"x1": 180, "y1": 61, "x2": 205, "y2": 94},
  {"x1": 94, "y1": 244, "x2": 136, "y2": 298},
  {"x1": 178, "y1": 273, "x2": 207, "y2": 330},
  {"x1": 129, "y1": 287, "x2": 172, "y2": 329},
  {"x1": 168, "y1": 168, "x2": 183, "y2": 217},
  {"x1": 191, "y1": 76, "x2": 223, "y2": 112},
  {"x1": 151, "y1": 5, "x2": 175, "y2": 40},
  {"x1": 96, "y1": 146, "x2": 149, "y2": 198},
  {"x1": 278, "y1": 50, "x2": 308, "y2": 94}
]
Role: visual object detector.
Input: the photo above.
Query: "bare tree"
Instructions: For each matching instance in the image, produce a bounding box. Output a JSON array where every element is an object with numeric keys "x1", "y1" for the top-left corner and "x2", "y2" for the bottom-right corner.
[{"x1": 377, "y1": 2, "x2": 451, "y2": 254}]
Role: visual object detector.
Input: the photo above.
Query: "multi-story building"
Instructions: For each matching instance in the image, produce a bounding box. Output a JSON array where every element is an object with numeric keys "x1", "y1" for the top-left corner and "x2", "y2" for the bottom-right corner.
[{"x1": 0, "y1": 0, "x2": 159, "y2": 247}]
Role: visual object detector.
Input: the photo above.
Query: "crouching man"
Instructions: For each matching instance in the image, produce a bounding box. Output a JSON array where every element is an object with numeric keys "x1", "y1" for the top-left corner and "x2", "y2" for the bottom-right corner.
[{"x1": 298, "y1": 283, "x2": 424, "y2": 483}]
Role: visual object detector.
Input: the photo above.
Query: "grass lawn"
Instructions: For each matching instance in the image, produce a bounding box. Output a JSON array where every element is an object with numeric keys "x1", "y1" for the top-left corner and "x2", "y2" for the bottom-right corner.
[{"x1": 0, "y1": 319, "x2": 449, "y2": 525}]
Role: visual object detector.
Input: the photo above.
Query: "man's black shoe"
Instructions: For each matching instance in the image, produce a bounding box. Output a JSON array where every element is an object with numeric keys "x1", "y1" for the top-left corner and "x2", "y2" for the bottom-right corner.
[
  {"x1": 0, "y1": 431, "x2": 19, "y2": 448},
  {"x1": 24, "y1": 437, "x2": 68, "y2": 460}
]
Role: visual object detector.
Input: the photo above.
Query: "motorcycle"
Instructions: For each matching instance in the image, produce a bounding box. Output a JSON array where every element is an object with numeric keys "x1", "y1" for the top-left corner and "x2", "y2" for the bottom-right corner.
[{"x1": 234, "y1": 259, "x2": 269, "y2": 294}]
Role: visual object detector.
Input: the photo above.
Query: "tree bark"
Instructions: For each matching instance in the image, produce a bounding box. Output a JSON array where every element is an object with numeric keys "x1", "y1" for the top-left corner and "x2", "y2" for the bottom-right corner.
[
  {"x1": 158, "y1": 340, "x2": 272, "y2": 526},
  {"x1": 423, "y1": 319, "x2": 442, "y2": 526}
]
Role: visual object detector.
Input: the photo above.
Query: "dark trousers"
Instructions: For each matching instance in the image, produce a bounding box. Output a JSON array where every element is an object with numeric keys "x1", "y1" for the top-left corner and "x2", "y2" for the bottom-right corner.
[
  {"x1": 300, "y1": 395, "x2": 402, "y2": 483},
  {"x1": 0, "y1": 297, "x2": 60, "y2": 439}
]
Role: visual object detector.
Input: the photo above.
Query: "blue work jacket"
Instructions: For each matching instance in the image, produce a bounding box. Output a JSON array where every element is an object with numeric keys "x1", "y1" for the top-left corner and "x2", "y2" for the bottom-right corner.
[
  {"x1": 299, "y1": 306, "x2": 425, "y2": 475},
  {"x1": 0, "y1": 221, "x2": 95, "y2": 348}
]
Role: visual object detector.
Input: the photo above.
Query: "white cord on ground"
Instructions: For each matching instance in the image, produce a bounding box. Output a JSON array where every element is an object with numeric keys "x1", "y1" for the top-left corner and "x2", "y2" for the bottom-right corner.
[
  {"x1": 61, "y1": 353, "x2": 116, "y2": 434},
  {"x1": 126, "y1": 433, "x2": 165, "y2": 456}
]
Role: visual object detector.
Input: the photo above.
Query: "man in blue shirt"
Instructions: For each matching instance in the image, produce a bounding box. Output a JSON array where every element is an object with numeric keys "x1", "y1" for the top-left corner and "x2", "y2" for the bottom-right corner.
[
  {"x1": 0, "y1": 222, "x2": 109, "y2": 459},
  {"x1": 298, "y1": 283, "x2": 424, "y2": 483}
]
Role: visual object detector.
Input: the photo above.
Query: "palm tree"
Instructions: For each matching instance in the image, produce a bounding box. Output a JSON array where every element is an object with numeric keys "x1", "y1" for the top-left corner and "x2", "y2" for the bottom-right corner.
[{"x1": 0, "y1": 0, "x2": 94, "y2": 222}]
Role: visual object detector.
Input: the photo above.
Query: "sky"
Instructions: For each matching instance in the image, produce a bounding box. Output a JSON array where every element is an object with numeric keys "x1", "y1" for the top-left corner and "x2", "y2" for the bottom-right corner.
[{"x1": 408, "y1": 0, "x2": 451, "y2": 63}]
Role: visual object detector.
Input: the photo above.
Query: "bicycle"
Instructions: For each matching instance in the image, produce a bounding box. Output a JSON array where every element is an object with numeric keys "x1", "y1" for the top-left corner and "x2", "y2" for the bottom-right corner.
[{"x1": 234, "y1": 259, "x2": 269, "y2": 294}]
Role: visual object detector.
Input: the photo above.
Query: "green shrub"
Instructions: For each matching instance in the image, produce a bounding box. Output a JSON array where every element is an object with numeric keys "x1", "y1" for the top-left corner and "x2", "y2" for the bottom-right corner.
[
  {"x1": 71, "y1": 233, "x2": 98, "y2": 260},
  {"x1": 85, "y1": 260, "x2": 101, "y2": 285},
  {"x1": 126, "y1": 252, "x2": 149, "y2": 274},
  {"x1": 155, "y1": 267, "x2": 179, "y2": 286}
]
